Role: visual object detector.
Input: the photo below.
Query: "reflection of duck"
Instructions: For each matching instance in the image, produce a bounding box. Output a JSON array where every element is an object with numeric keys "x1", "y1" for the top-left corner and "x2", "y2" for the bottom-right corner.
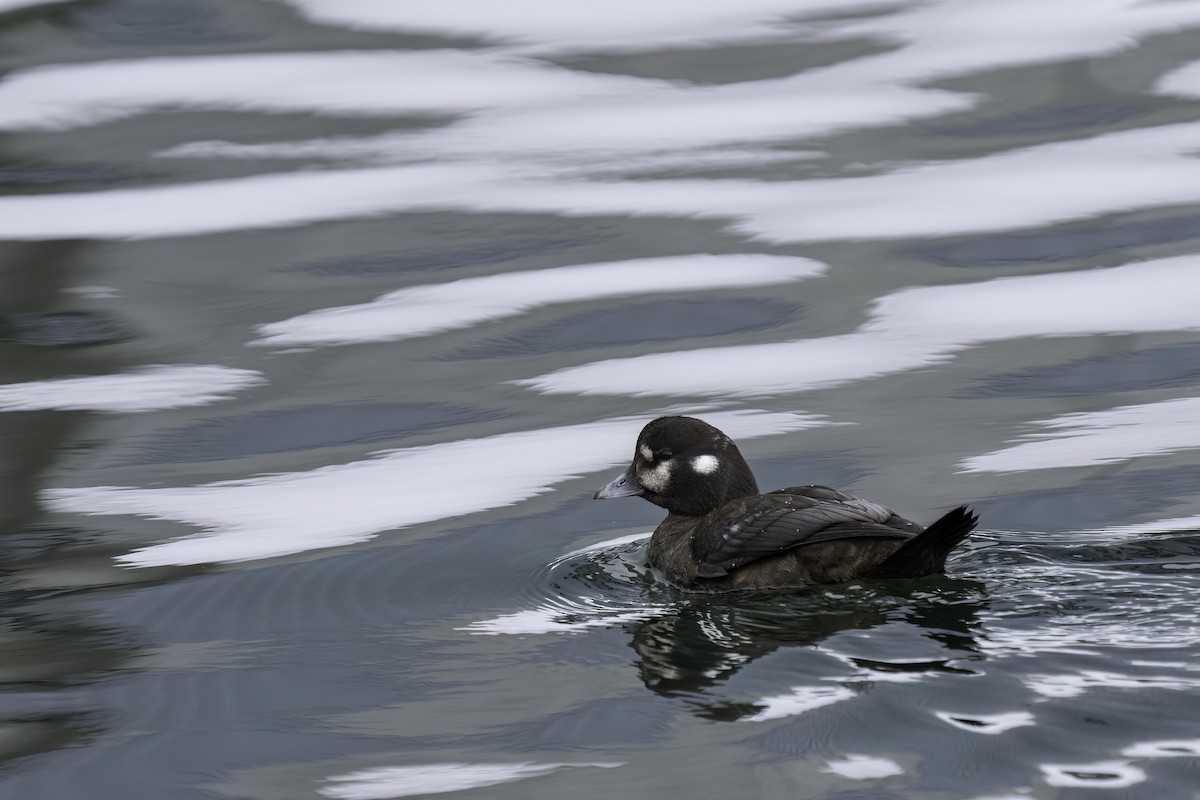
[
  {"x1": 632, "y1": 597, "x2": 884, "y2": 696},
  {"x1": 595, "y1": 416, "x2": 978, "y2": 590},
  {"x1": 627, "y1": 579, "x2": 986, "y2": 721}
]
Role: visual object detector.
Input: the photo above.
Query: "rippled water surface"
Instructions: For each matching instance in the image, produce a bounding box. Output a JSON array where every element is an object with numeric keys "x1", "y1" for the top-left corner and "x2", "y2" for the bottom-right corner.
[{"x1": 4, "y1": 1, "x2": 1200, "y2": 798}]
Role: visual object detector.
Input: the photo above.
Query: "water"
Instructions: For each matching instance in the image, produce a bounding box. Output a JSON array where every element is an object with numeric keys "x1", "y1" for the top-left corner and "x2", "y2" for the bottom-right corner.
[{"x1": 2, "y1": 0, "x2": 1200, "y2": 797}]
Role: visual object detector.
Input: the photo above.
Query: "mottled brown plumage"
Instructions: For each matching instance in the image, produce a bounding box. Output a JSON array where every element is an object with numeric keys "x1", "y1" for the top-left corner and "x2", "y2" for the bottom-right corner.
[{"x1": 594, "y1": 416, "x2": 978, "y2": 590}]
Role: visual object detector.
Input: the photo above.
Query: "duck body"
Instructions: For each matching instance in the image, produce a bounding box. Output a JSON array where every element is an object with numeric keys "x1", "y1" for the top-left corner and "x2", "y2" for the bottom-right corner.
[{"x1": 594, "y1": 416, "x2": 977, "y2": 591}]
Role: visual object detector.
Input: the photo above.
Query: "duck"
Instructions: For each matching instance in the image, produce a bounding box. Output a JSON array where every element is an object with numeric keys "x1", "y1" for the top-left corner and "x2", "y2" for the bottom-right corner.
[{"x1": 593, "y1": 416, "x2": 978, "y2": 590}]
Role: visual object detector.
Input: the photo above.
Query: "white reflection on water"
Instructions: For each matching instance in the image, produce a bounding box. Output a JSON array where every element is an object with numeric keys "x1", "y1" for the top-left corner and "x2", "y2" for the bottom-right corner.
[
  {"x1": 814, "y1": 0, "x2": 1200, "y2": 81},
  {"x1": 460, "y1": 595, "x2": 666, "y2": 636},
  {"x1": 1157, "y1": 57, "x2": 1200, "y2": 98},
  {"x1": 253, "y1": 254, "x2": 824, "y2": 348},
  {"x1": 0, "y1": 164, "x2": 493, "y2": 240},
  {"x1": 822, "y1": 755, "x2": 903, "y2": 780},
  {"x1": 0, "y1": 0, "x2": 70, "y2": 11},
  {"x1": 1040, "y1": 760, "x2": 1145, "y2": 789},
  {"x1": 278, "y1": 0, "x2": 1200, "y2": 73},
  {"x1": 522, "y1": 255, "x2": 1200, "y2": 397},
  {"x1": 935, "y1": 710, "x2": 1035, "y2": 734},
  {"x1": 45, "y1": 409, "x2": 825, "y2": 566},
  {"x1": 1108, "y1": 514, "x2": 1200, "y2": 535},
  {"x1": 1121, "y1": 740, "x2": 1200, "y2": 758},
  {"x1": 0, "y1": 365, "x2": 264, "y2": 413},
  {"x1": 962, "y1": 397, "x2": 1200, "y2": 474},
  {"x1": 2, "y1": 0, "x2": 1200, "y2": 242},
  {"x1": 1025, "y1": 670, "x2": 1200, "y2": 699},
  {"x1": 276, "y1": 0, "x2": 866, "y2": 52},
  {"x1": 8, "y1": 120, "x2": 1200, "y2": 243},
  {"x1": 745, "y1": 686, "x2": 854, "y2": 721},
  {"x1": 981, "y1": 619, "x2": 1200, "y2": 659},
  {"x1": 163, "y1": 76, "x2": 961, "y2": 165},
  {"x1": 0, "y1": 51, "x2": 651, "y2": 131},
  {"x1": 816, "y1": 648, "x2": 932, "y2": 684},
  {"x1": 11, "y1": 119, "x2": 1200, "y2": 245},
  {"x1": 321, "y1": 762, "x2": 623, "y2": 800}
]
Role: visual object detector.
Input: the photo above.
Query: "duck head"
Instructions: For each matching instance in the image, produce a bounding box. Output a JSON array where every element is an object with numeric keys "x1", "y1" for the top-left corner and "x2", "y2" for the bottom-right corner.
[{"x1": 594, "y1": 416, "x2": 759, "y2": 517}]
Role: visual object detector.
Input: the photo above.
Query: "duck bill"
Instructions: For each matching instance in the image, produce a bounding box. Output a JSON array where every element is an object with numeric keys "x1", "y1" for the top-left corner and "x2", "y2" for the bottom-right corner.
[{"x1": 593, "y1": 464, "x2": 644, "y2": 500}]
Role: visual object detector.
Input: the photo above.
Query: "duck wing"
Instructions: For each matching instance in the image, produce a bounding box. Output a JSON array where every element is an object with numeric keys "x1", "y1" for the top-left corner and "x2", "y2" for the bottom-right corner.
[
  {"x1": 767, "y1": 485, "x2": 861, "y2": 502},
  {"x1": 691, "y1": 487, "x2": 917, "y2": 579}
]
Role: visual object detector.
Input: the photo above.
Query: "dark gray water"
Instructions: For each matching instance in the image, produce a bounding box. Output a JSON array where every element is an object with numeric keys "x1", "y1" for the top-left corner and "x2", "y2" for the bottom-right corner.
[{"x1": 4, "y1": 1, "x2": 1200, "y2": 798}]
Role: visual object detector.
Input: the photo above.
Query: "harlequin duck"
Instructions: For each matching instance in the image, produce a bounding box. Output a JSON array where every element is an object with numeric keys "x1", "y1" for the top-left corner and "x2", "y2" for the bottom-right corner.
[{"x1": 594, "y1": 416, "x2": 978, "y2": 590}]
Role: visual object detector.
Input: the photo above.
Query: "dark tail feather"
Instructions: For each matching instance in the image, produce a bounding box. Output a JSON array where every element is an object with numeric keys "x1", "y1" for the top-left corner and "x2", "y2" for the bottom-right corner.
[{"x1": 869, "y1": 506, "x2": 978, "y2": 579}]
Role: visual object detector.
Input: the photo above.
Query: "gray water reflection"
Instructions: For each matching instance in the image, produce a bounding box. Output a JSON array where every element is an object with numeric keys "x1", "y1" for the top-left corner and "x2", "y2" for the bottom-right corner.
[
  {"x1": 4, "y1": 0, "x2": 1200, "y2": 798},
  {"x1": 968, "y1": 341, "x2": 1200, "y2": 397},
  {"x1": 907, "y1": 212, "x2": 1200, "y2": 267}
]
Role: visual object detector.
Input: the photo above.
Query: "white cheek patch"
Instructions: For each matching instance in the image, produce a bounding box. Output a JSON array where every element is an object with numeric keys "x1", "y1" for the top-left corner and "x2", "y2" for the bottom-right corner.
[
  {"x1": 638, "y1": 461, "x2": 672, "y2": 493},
  {"x1": 639, "y1": 444, "x2": 654, "y2": 461},
  {"x1": 691, "y1": 454, "x2": 720, "y2": 474}
]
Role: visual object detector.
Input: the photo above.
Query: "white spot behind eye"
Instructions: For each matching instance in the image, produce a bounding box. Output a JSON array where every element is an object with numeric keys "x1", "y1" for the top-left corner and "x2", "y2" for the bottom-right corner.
[
  {"x1": 691, "y1": 455, "x2": 719, "y2": 474},
  {"x1": 639, "y1": 445, "x2": 654, "y2": 461}
]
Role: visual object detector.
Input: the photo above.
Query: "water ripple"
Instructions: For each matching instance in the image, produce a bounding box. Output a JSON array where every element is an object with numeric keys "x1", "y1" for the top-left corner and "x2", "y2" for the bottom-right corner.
[
  {"x1": 962, "y1": 397, "x2": 1200, "y2": 473},
  {"x1": 523, "y1": 255, "x2": 1200, "y2": 397},
  {"x1": 46, "y1": 410, "x2": 824, "y2": 566},
  {"x1": 253, "y1": 254, "x2": 823, "y2": 348}
]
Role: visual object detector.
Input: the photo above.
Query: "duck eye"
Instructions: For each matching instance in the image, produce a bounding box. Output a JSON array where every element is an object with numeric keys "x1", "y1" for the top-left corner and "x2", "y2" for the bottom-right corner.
[{"x1": 657, "y1": 448, "x2": 673, "y2": 459}]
